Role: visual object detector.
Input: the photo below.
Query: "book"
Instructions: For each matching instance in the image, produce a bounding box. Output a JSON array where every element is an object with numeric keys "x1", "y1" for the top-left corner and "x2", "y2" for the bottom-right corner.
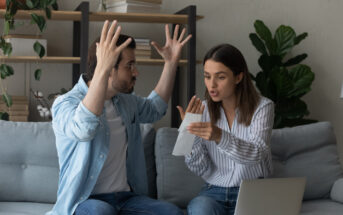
[
  {"x1": 136, "y1": 55, "x2": 151, "y2": 59},
  {"x1": 0, "y1": 95, "x2": 28, "y2": 101},
  {"x1": 135, "y1": 38, "x2": 151, "y2": 45},
  {"x1": 106, "y1": 2, "x2": 161, "y2": 13},
  {"x1": 105, "y1": 0, "x2": 162, "y2": 5},
  {"x1": 0, "y1": 95, "x2": 29, "y2": 120},
  {"x1": 0, "y1": 104, "x2": 29, "y2": 111},
  {"x1": 0, "y1": 96, "x2": 28, "y2": 104},
  {"x1": 135, "y1": 49, "x2": 151, "y2": 55},
  {"x1": 7, "y1": 110, "x2": 29, "y2": 116},
  {"x1": 136, "y1": 44, "x2": 152, "y2": 50},
  {"x1": 9, "y1": 115, "x2": 28, "y2": 122}
]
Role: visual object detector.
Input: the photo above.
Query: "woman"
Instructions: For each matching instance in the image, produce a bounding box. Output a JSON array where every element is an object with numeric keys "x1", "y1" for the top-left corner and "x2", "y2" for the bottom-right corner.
[{"x1": 177, "y1": 44, "x2": 274, "y2": 215}]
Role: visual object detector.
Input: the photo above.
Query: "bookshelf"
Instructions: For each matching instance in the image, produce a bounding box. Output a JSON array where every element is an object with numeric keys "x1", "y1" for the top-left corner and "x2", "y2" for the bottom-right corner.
[
  {"x1": 0, "y1": 9, "x2": 203, "y2": 23},
  {"x1": 0, "y1": 56, "x2": 80, "y2": 63},
  {"x1": 0, "y1": 56, "x2": 191, "y2": 65},
  {"x1": 0, "y1": 2, "x2": 202, "y2": 126}
]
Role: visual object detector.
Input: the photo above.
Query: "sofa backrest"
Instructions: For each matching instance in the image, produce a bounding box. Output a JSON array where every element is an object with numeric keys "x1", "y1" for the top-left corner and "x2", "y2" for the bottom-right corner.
[
  {"x1": 154, "y1": 122, "x2": 343, "y2": 208},
  {"x1": 0, "y1": 121, "x2": 157, "y2": 204},
  {"x1": 0, "y1": 121, "x2": 59, "y2": 203},
  {"x1": 155, "y1": 127, "x2": 204, "y2": 208},
  {"x1": 271, "y1": 121, "x2": 343, "y2": 200}
]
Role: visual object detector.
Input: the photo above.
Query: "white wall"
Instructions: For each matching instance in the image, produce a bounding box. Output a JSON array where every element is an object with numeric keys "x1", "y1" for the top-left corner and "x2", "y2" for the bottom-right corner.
[
  {"x1": 162, "y1": 0, "x2": 343, "y2": 163},
  {"x1": 1, "y1": 0, "x2": 343, "y2": 161}
]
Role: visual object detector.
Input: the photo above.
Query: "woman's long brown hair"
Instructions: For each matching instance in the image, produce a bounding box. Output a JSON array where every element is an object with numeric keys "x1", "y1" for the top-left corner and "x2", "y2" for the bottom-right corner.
[{"x1": 204, "y1": 44, "x2": 260, "y2": 126}]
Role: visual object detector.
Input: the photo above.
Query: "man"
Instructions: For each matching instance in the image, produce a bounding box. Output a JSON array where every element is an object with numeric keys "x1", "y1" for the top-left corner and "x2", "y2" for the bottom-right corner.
[{"x1": 47, "y1": 20, "x2": 191, "y2": 215}]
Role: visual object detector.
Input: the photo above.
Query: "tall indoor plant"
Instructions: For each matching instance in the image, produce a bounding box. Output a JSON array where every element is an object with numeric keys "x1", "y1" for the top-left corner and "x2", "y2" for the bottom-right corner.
[
  {"x1": 249, "y1": 20, "x2": 316, "y2": 128},
  {"x1": 0, "y1": 0, "x2": 58, "y2": 120}
]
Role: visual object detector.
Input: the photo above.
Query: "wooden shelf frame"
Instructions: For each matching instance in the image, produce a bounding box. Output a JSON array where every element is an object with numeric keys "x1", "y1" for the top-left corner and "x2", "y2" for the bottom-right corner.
[
  {"x1": 0, "y1": 56, "x2": 80, "y2": 63},
  {"x1": 0, "y1": 9, "x2": 203, "y2": 24},
  {"x1": 0, "y1": 2, "x2": 201, "y2": 127},
  {"x1": 0, "y1": 56, "x2": 189, "y2": 65}
]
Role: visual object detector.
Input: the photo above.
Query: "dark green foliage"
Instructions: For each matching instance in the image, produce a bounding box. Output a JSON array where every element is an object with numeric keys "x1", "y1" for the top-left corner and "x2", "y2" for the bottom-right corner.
[
  {"x1": 0, "y1": 112, "x2": 9, "y2": 121},
  {"x1": 249, "y1": 20, "x2": 316, "y2": 128}
]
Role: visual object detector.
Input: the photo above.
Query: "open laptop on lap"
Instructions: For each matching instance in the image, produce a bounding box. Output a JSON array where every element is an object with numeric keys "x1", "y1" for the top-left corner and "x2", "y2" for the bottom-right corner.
[{"x1": 234, "y1": 177, "x2": 306, "y2": 215}]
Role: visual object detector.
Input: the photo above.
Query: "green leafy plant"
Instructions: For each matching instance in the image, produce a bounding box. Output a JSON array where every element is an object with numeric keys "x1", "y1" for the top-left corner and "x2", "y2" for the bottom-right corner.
[
  {"x1": 0, "y1": 0, "x2": 58, "y2": 120},
  {"x1": 249, "y1": 20, "x2": 317, "y2": 128}
]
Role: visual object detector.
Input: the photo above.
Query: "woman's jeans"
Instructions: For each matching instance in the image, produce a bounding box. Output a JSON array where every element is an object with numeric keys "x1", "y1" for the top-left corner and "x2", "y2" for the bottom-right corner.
[
  {"x1": 74, "y1": 191, "x2": 183, "y2": 215},
  {"x1": 187, "y1": 183, "x2": 240, "y2": 215}
]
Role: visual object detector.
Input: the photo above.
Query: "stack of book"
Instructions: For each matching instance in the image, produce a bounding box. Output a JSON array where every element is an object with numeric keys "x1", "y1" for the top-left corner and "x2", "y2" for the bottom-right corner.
[
  {"x1": 135, "y1": 38, "x2": 152, "y2": 59},
  {"x1": 105, "y1": 0, "x2": 162, "y2": 13},
  {"x1": 0, "y1": 96, "x2": 29, "y2": 122}
]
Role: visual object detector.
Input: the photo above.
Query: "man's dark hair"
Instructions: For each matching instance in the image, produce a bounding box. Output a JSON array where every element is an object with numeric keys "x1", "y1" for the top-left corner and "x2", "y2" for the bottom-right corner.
[{"x1": 84, "y1": 34, "x2": 136, "y2": 82}]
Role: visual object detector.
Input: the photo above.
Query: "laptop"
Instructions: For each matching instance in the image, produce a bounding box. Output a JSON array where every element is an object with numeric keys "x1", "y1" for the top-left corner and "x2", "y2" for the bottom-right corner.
[{"x1": 234, "y1": 177, "x2": 306, "y2": 215}]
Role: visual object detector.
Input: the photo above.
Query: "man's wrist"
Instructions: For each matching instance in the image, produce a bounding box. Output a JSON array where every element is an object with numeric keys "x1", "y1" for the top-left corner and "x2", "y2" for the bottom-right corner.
[{"x1": 164, "y1": 60, "x2": 178, "y2": 70}]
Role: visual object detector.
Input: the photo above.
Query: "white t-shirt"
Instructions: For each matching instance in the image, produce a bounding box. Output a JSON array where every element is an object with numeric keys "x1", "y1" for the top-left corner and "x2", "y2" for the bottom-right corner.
[{"x1": 91, "y1": 100, "x2": 130, "y2": 195}]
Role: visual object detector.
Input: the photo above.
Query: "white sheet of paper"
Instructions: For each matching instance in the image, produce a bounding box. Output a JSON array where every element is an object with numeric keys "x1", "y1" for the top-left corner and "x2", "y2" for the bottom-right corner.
[{"x1": 172, "y1": 113, "x2": 202, "y2": 156}]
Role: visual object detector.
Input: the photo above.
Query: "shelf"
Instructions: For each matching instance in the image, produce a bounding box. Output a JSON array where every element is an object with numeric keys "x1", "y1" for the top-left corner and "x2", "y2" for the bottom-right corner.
[
  {"x1": 136, "y1": 58, "x2": 188, "y2": 65},
  {"x1": 0, "y1": 9, "x2": 203, "y2": 24},
  {"x1": 0, "y1": 56, "x2": 80, "y2": 63},
  {"x1": 0, "y1": 56, "x2": 194, "y2": 65},
  {"x1": 89, "y1": 12, "x2": 203, "y2": 24},
  {"x1": 0, "y1": 9, "x2": 82, "y2": 21}
]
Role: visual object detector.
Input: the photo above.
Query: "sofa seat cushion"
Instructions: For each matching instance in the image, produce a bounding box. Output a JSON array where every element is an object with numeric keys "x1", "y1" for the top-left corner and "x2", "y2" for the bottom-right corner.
[
  {"x1": 271, "y1": 122, "x2": 343, "y2": 200},
  {"x1": 0, "y1": 202, "x2": 54, "y2": 215},
  {"x1": 155, "y1": 127, "x2": 204, "y2": 209},
  {"x1": 300, "y1": 199, "x2": 343, "y2": 215}
]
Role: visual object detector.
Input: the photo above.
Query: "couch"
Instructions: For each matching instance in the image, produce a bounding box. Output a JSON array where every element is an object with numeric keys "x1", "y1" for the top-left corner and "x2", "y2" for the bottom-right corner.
[{"x1": 0, "y1": 121, "x2": 342, "y2": 214}]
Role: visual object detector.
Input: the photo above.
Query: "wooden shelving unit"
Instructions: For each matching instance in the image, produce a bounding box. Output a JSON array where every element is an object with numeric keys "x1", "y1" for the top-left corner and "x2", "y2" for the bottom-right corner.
[
  {"x1": 0, "y1": 56, "x2": 190, "y2": 65},
  {"x1": 0, "y1": 56, "x2": 80, "y2": 63},
  {"x1": 0, "y1": 9, "x2": 203, "y2": 23},
  {"x1": 0, "y1": 2, "x2": 202, "y2": 127}
]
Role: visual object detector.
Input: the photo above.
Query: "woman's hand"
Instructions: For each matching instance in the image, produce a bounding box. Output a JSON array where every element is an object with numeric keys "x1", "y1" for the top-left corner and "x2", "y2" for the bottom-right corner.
[
  {"x1": 151, "y1": 24, "x2": 192, "y2": 63},
  {"x1": 187, "y1": 122, "x2": 222, "y2": 143},
  {"x1": 96, "y1": 20, "x2": 132, "y2": 75},
  {"x1": 177, "y1": 95, "x2": 204, "y2": 121}
]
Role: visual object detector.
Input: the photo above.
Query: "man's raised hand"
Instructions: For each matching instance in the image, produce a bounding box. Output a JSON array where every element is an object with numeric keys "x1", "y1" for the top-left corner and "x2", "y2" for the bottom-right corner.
[
  {"x1": 96, "y1": 20, "x2": 132, "y2": 74},
  {"x1": 151, "y1": 24, "x2": 192, "y2": 63}
]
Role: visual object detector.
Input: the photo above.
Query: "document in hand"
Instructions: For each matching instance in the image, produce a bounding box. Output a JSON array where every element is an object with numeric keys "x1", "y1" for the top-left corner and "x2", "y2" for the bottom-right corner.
[{"x1": 172, "y1": 113, "x2": 202, "y2": 156}]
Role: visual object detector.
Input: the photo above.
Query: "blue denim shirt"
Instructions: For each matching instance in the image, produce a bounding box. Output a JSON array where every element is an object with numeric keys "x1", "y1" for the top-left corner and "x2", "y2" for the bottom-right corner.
[{"x1": 47, "y1": 76, "x2": 167, "y2": 215}]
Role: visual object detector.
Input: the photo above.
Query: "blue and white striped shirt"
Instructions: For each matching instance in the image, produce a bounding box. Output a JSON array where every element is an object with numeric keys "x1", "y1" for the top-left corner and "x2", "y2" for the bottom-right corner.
[{"x1": 185, "y1": 96, "x2": 274, "y2": 187}]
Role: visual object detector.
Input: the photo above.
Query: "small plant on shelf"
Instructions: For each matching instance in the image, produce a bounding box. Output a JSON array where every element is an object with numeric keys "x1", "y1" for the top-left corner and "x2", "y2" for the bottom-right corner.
[{"x1": 0, "y1": 0, "x2": 58, "y2": 120}]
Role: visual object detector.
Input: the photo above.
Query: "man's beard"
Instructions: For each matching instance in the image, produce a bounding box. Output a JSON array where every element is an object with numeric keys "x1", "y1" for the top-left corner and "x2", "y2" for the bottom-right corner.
[{"x1": 114, "y1": 78, "x2": 135, "y2": 94}]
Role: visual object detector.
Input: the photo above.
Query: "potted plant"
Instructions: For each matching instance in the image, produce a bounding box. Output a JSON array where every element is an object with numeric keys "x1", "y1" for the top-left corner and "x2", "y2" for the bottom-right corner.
[
  {"x1": 249, "y1": 20, "x2": 316, "y2": 128},
  {"x1": 0, "y1": 0, "x2": 58, "y2": 120}
]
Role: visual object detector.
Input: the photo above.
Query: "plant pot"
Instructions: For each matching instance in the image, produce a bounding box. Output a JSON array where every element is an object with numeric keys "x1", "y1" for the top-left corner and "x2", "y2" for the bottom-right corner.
[{"x1": 0, "y1": 0, "x2": 6, "y2": 9}]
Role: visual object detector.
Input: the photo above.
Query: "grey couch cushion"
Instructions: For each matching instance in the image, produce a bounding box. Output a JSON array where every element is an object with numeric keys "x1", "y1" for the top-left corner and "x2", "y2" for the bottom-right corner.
[
  {"x1": 0, "y1": 202, "x2": 53, "y2": 215},
  {"x1": 330, "y1": 178, "x2": 343, "y2": 203},
  {"x1": 155, "y1": 127, "x2": 204, "y2": 208},
  {"x1": 0, "y1": 121, "x2": 59, "y2": 203},
  {"x1": 271, "y1": 122, "x2": 343, "y2": 200},
  {"x1": 300, "y1": 199, "x2": 343, "y2": 215},
  {"x1": 140, "y1": 123, "x2": 157, "y2": 198}
]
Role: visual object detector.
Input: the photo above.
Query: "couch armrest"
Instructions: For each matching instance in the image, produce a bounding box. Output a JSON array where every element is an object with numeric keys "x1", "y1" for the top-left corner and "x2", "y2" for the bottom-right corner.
[{"x1": 331, "y1": 178, "x2": 343, "y2": 203}]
